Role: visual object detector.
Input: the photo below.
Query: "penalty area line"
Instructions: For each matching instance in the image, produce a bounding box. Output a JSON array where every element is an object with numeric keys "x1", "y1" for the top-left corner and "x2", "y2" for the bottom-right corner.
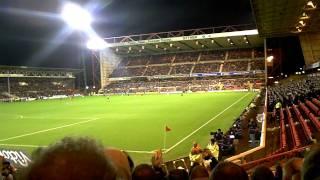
[
  {"x1": 0, "y1": 118, "x2": 101, "y2": 142},
  {"x1": 165, "y1": 93, "x2": 251, "y2": 154}
]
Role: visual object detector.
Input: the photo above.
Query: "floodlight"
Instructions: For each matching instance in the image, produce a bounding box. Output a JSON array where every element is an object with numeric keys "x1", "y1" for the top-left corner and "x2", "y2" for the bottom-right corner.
[
  {"x1": 299, "y1": 20, "x2": 306, "y2": 27},
  {"x1": 86, "y1": 37, "x2": 108, "y2": 50},
  {"x1": 307, "y1": 1, "x2": 316, "y2": 8},
  {"x1": 61, "y1": 2, "x2": 92, "y2": 30},
  {"x1": 300, "y1": 12, "x2": 309, "y2": 19},
  {"x1": 266, "y1": 55, "x2": 274, "y2": 62}
]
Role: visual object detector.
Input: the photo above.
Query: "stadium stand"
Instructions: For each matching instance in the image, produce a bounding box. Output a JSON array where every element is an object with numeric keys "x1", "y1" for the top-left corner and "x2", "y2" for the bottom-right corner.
[
  {"x1": 0, "y1": 66, "x2": 78, "y2": 100},
  {"x1": 201, "y1": 50, "x2": 226, "y2": 61},
  {"x1": 104, "y1": 49, "x2": 264, "y2": 94}
]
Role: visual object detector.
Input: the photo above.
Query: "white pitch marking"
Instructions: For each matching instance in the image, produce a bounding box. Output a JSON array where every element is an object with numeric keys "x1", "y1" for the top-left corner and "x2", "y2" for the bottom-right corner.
[
  {"x1": 0, "y1": 118, "x2": 100, "y2": 142},
  {"x1": 165, "y1": 93, "x2": 251, "y2": 153},
  {"x1": 0, "y1": 143, "x2": 156, "y2": 154},
  {"x1": 0, "y1": 143, "x2": 47, "y2": 148}
]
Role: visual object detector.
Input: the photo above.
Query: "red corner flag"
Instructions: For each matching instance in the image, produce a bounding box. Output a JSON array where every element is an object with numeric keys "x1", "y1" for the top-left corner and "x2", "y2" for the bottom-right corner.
[{"x1": 165, "y1": 125, "x2": 171, "y2": 132}]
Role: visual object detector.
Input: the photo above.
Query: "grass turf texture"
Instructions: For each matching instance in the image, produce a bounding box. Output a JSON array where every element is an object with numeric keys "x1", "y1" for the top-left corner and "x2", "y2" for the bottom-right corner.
[{"x1": 0, "y1": 92, "x2": 256, "y2": 163}]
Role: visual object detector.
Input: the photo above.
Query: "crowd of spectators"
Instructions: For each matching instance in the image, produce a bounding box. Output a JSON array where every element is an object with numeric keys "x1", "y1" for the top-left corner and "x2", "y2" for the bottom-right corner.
[
  {"x1": 127, "y1": 56, "x2": 150, "y2": 66},
  {"x1": 223, "y1": 61, "x2": 249, "y2": 72},
  {"x1": 4, "y1": 133, "x2": 320, "y2": 180},
  {"x1": 250, "y1": 60, "x2": 265, "y2": 71},
  {"x1": 144, "y1": 66, "x2": 170, "y2": 76},
  {"x1": 111, "y1": 67, "x2": 146, "y2": 77},
  {"x1": 193, "y1": 63, "x2": 221, "y2": 73},
  {"x1": 111, "y1": 61, "x2": 263, "y2": 78},
  {"x1": 174, "y1": 52, "x2": 199, "y2": 63},
  {"x1": 268, "y1": 75, "x2": 320, "y2": 109},
  {"x1": 171, "y1": 64, "x2": 193, "y2": 75},
  {"x1": 201, "y1": 51, "x2": 225, "y2": 61},
  {"x1": 228, "y1": 49, "x2": 252, "y2": 59},
  {"x1": 105, "y1": 77, "x2": 262, "y2": 94},
  {"x1": 148, "y1": 55, "x2": 173, "y2": 64},
  {"x1": 0, "y1": 78, "x2": 75, "y2": 99}
]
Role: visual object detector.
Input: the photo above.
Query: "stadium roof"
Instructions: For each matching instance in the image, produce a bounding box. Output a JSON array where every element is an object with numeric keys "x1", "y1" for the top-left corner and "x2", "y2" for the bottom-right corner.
[
  {"x1": 251, "y1": 0, "x2": 320, "y2": 37},
  {"x1": 103, "y1": 24, "x2": 264, "y2": 56}
]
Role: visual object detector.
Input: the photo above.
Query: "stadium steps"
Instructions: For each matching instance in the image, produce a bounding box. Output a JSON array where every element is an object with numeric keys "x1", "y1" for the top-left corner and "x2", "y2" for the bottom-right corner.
[
  {"x1": 299, "y1": 102, "x2": 320, "y2": 130},
  {"x1": 285, "y1": 107, "x2": 301, "y2": 148},
  {"x1": 306, "y1": 100, "x2": 320, "y2": 116},
  {"x1": 312, "y1": 98, "x2": 320, "y2": 107},
  {"x1": 292, "y1": 105, "x2": 313, "y2": 142}
]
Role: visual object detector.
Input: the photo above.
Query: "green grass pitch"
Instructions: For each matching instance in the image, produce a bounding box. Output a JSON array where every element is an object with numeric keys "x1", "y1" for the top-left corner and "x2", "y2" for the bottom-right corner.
[{"x1": 0, "y1": 92, "x2": 257, "y2": 163}]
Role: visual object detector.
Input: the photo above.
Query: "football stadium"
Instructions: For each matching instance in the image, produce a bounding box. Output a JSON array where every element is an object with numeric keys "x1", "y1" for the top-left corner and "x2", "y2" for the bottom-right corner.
[{"x1": 0, "y1": 0, "x2": 320, "y2": 179}]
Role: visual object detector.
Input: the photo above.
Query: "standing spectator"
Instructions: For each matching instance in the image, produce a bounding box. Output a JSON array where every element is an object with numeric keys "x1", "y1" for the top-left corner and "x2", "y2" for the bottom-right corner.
[
  {"x1": 189, "y1": 142, "x2": 203, "y2": 166},
  {"x1": 207, "y1": 138, "x2": 219, "y2": 161},
  {"x1": 248, "y1": 119, "x2": 258, "y2": 147}
]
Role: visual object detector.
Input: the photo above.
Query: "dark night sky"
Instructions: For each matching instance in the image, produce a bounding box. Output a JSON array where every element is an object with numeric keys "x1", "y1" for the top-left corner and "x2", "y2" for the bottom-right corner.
[
  {"x1": 0, "y1": 0, "x2": 253, "y2": 68},
  {"x1": 0, "y1": 0, "x2": 304, "y2": 73}
]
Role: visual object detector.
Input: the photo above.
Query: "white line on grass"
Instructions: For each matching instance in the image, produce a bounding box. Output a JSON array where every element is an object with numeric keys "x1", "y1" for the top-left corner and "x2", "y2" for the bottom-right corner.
[
  {"x1": 165, "y1": 93, "x2": 251, "y2": 153},
  {"x1": 0, "y1": 118, "x2": 100, "y2": 142},
  {"x1": 0, "y1": 143, "x2": 155, "y2": 154}
]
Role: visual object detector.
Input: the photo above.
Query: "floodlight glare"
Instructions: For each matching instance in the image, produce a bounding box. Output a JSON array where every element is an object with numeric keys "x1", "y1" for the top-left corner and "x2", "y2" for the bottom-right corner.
[
  {"x1": 266, "y1": 55, "x2": 274, "y2": 62},
  {"x1": 86, "y1": 37, "x2": 108, "y2": 50},
  {"x1": 61, "y1": 2, "x2": 92, "y2": 30}
]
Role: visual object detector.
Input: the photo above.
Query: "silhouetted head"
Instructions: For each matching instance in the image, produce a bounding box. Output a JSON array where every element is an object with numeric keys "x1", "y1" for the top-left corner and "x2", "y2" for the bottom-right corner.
[
  {"x1": 190, "y1": 165, "x2": 209, "y2": 180},
  {"x1": 168, "y1": 169, "x2": 188, "y2": 180},
  {"x1": 210, "y1": 162, "x2": 248, "y2": 180},
  {"x1": 132, "y1": 164, "x2": 158, "y2": 180},
  {"x1": 252, "y1": 165, "x2": 274, "y2": 180},
  {"x1": 302, "y1": 146, "x2": 320, "y2": 180},
  {"x1": 22, "y1": 137, "x2": 117, "y2": 180}
]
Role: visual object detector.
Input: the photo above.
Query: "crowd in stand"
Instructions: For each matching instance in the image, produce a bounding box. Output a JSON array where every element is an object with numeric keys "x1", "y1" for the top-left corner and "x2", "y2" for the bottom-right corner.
[
  {"x1": 105, "y1": 77, "x2": 263, "y2": 94},
  {"x1": 174, "y1": 52, "x2": 199, "y2": 63},
  {"x1": 3, "y1": 135, "x2": 320, "y2": 180},
  {"x1": 201, "y1": 51, "x2": 225, "y2": 61},
  {"x1": 268, "y1": 75, "x2": 320, "y2": 109},
  {"x1": 110, "y1": 49, "x2": 265, "y2": 78},
  {"x1": 250, "y1": 61, "x2": 265, "y2": 71},
  {"x1": 193, "y1": 63, "x2": 221, "y2": 73},
  {"x1": 228, "y1": 49, "x2": 252, "y2": 59},
  {"x1": 223, "y1": 61, "x2": 249, "y2": 72},
  {"x1": 171, "y1": 64, "x2": 193, "y2": 75},
  {"x1": 0, "y1": 78, "x2": 75, "y2": 99}
]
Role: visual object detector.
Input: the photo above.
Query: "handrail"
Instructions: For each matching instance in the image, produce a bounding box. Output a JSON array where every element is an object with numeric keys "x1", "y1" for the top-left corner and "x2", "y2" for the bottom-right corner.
[{"x1": 241, "y1": 146, "x2": 308, "y2": 170}]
